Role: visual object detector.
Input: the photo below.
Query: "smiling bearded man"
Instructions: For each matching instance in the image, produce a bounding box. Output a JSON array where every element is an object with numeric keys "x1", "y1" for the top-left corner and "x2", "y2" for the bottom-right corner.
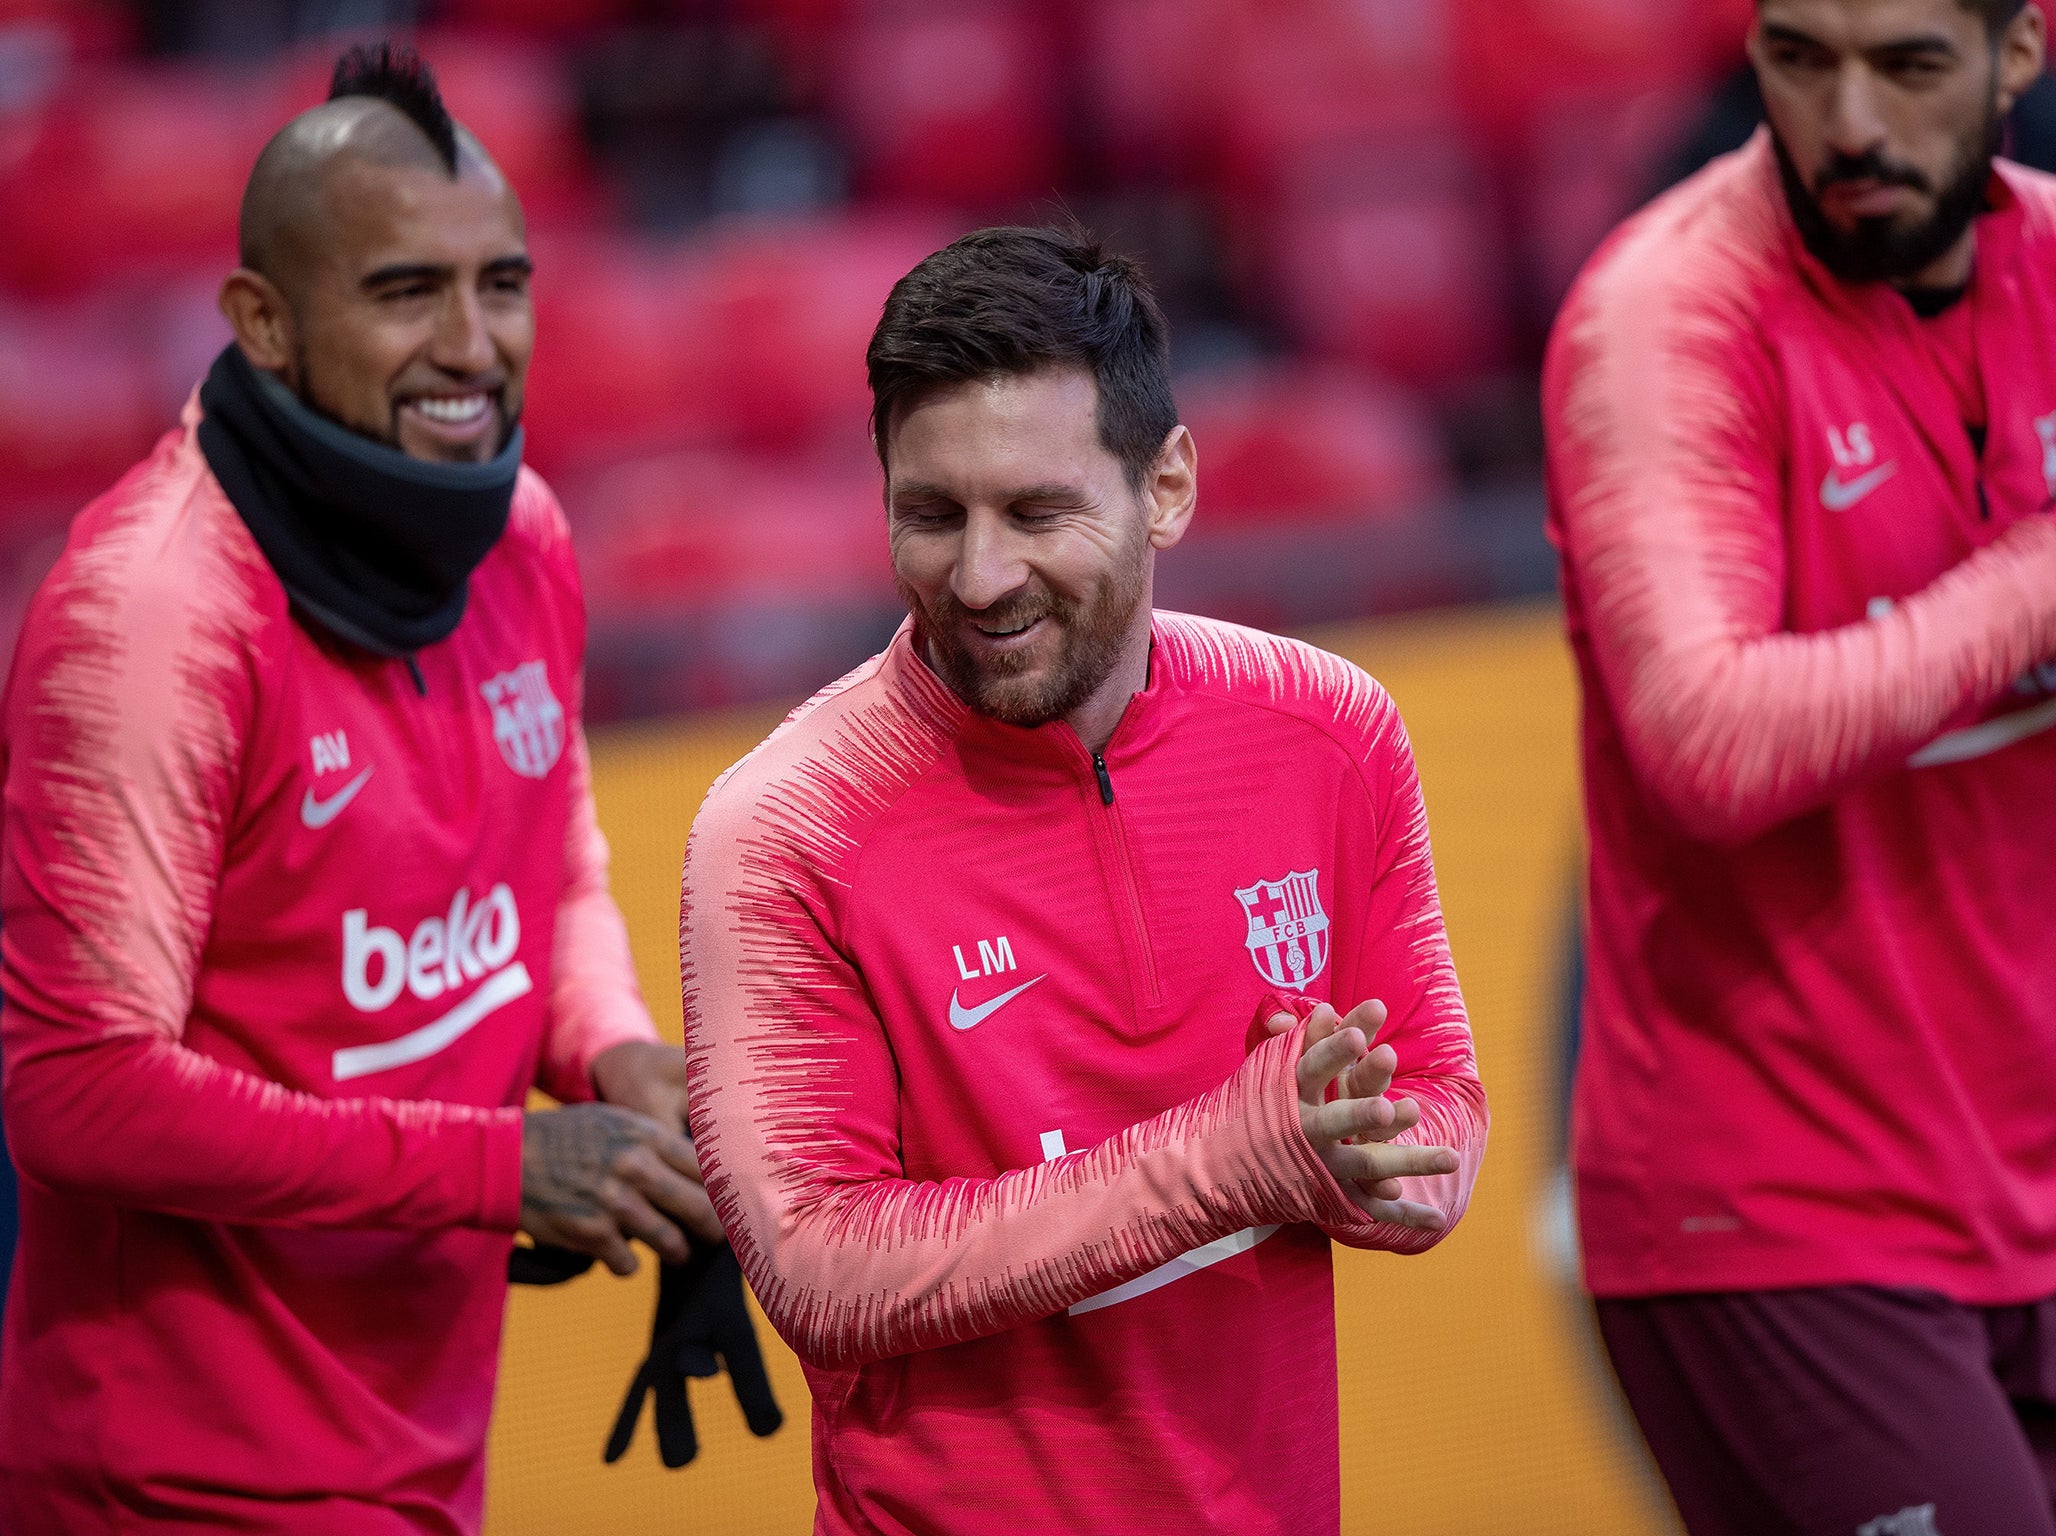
[
  {"x1": 677, "y1": 225, "x2": 1488, "y2": 1536},
  {"x1": 1544, "y1": 0, "x2": 2056, "y2": 1531},
  {"x1": 0, "y1": 44, "x2": 765, "y2": 1534}
]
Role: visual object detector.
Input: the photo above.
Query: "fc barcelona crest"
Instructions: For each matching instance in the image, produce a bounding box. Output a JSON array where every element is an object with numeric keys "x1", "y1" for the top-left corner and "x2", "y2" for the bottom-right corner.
[
  {"x1": 481, "y1": 661, "x2": 566, "y2": 779},
  {"x1": 1234, "y1": 869, "x2": 1330, "y2": 991}
]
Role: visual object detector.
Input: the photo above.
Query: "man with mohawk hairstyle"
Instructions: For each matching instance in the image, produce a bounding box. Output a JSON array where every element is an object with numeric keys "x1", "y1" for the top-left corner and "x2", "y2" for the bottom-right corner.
[{"x1": 0, "y1": 43, "x2": 752, "y2": 1533}]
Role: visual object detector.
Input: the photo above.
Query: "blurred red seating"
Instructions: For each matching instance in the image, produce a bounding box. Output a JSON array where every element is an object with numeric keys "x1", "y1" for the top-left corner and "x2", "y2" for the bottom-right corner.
[
  {"x1": 1518, "y1": 87, "x2": 1699, "y2": 308},
  {"x1": 521, "y1": 234, "x2": 724, "y2": 474},
  {"x1": 830, "y1": 2, "x2": 1059, "y2": 206},
  {"x1": 563, "y1": 446, "x2": 890, "y2": 615},
  {"x1": 1693, "y1": 0, "x2": 1755, "y2": 72},
  {"x1": 1452, "y1": 0, "x2": 1711, "y2": 142},
  {"x1": 686, "y1": 212, "x2": 947, "y2": 451},
  {"x1": 1179, "y1": 362, "x2": 1449, "y2": 529},
  {"x1": 0, "y1": 59, "x2": 291, "y2": 295},
  {"x1": 1208, "y1": 0, "x2": 1461, "y2": 213},
  {"x1": 0, "y1": 0, "x2": 133, "y2": 58},
  {"x1": 1077, "y1": 0, "x2": 1235, "y2": 181},
  {"x1": 523, "y1": 213, "x2": 945, "y2": 473},
  {"x1": 0, "y1": 298, "x2": 169, "y2": 516},
  {"x1": 431, "y1": 0, "x2": 637, "y2": 41},
  {"x1": 1265, "y1": 191, "x2": 1510, "y2": 393}
]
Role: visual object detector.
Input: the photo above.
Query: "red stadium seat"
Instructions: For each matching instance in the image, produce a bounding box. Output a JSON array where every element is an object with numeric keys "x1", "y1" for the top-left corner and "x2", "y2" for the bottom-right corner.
[
  {"x1": 0, "y1": 297, "x2": 172, "y2": 515},
  {"x1": 0, "y1": 0, "x2": 133, "y2": 59},
  {"x1": 1178, "y1": 362, "x2": 1450, "y2": 529},
  {"x1": 520, "y1": 233, "x2": 727, "y2": 475},
  {"x1": 430, "y1": 0, "x2": 637, "y2": 40},
  {"x1": 829, "y1": 3, "x2": 1059, "y2": 206},
  {"x1": 683, "y1": 212, "x2": 949, "y2": 453},
  {"x1": 0, "y1": 60, "x2": 292, "y2": 295},
  {"x1": 523, "y1": 213, "x2": 945, "y2": 473},
  {"x1": 1452, "y1": 0, "x2": 1712, "y2": 142},
  {"x1": 563, "y1": 444, "x2": 897, "y2": 713},
  {"x1": 1206, "y1": 0, "x2": 1461, "y2": 214},
  {"x1": 1265, "y1": 191, "x2": 1511, "y2": 393},
  {"x1": 1518, "y1": 87, "x2": 1699, "y2": 308},
  {"x1": 1693, "y1": 0, "x2": 1755, "y2": 73},
  {"x1": 565, "y1": 447, "x2": 889, "y2": 613},
  {"x1": 1076, "y1": 0, "x2": 1236, "y2": 180}
]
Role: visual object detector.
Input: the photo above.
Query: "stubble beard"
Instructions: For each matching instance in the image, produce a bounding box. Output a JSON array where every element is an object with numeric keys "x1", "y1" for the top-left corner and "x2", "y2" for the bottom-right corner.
[
  {"x1": 904, "y1": 528, "x2": 1151, "y2": 730},
  {"x1": 1772, "y1": 96, "x2": 2002, "y2": 286},
  {"x1": 290, "y1": 335, "x2": 518, "y2": 463}
]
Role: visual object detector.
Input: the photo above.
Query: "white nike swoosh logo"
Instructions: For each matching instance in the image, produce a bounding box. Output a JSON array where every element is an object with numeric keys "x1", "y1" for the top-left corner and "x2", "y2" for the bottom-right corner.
[
  {"x1": 300, "y1": 766, "x2": 373, "y2": 829},
  {"x1": 1820, "y1": 461, "x2": 1897, "y2": 510},
  {"x1": 948, "y1": 974, "x2": 1046, "y2": 1031},
  {"x1": 1909, "y1": 693, "x2": 2056, "y2": 767}
]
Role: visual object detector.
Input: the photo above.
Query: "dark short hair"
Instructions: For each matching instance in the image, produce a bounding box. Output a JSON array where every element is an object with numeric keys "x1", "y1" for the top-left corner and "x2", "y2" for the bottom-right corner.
[
  {"x1": 1757, "y1": 0, "x2": 2028, "y2": 31},
  {"x1": 866, "y1": 226, "x2": 1178, "y2": 490},
  {"x1": 329, "y1": 42, "x2": 458, "y2": 173},
  {"x1": 1966, "y1": 0, "x2": 2030, "y2": 28}
]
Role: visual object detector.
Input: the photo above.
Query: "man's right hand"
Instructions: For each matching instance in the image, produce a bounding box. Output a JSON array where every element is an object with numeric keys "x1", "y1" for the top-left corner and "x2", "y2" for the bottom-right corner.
[
  {"x1": 519, "y1": 1103, "x2": 718, "y2": 1277},
  {"x1": 1287, "y1": 1000, "x2": 1459, "y2": 1230}
]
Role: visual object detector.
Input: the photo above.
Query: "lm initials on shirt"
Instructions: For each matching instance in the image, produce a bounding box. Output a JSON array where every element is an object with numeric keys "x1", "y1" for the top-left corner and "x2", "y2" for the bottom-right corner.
[
  {"x1": 333, "y1": 883, "x2": 533, "y2": 1081},
  {"x1": 947, "y1": 934, "x2": 1046, "y2": 1031}
]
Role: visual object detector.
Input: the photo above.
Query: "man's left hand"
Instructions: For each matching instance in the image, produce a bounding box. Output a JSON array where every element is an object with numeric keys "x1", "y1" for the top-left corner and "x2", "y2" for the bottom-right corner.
[
  {"x1": 589, "y1": 1039, "x2": 719, "y2": 1246},
  {"x1": 591, "y1": 1038, "x2": 692, "y2": 1132}
]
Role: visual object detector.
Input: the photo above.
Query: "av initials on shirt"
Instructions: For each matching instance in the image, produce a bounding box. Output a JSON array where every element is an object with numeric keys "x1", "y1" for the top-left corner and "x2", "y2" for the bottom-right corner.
[{"x1": 309, "y1": 729, "x2": 350, "y2": 775}]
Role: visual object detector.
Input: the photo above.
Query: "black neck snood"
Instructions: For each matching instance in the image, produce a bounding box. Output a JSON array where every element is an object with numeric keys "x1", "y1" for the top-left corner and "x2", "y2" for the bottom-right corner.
[{"x1": 197, "y1": 345, "x2": 520, "y2": 657}]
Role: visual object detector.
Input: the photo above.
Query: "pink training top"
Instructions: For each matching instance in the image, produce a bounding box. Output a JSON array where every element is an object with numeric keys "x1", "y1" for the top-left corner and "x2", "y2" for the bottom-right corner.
[
  {"x1": 681, "y1": 615, "x2": 1486, "y2": 1536},
  {"x1": 1546, "y1": 132, "x2": 2056, "y2": 1303},
  {"x1": 0, "y1": 399, "x2": 657, "y2": 1534}
]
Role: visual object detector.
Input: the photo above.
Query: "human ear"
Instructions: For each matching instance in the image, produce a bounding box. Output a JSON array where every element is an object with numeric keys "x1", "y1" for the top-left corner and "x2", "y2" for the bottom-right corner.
[
  {"x1": 1144, "y1": 425, "x2": 1197, "y2": 552},
  {"x1": 217, "y1": 268, "x2": 299, "y2": 379},
  {"x1": 1997, "y1": 2, "x2": 2045, "y2": 114}
]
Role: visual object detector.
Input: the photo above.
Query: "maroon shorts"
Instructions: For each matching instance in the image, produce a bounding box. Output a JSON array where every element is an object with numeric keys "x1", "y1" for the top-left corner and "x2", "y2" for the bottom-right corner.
[{"x1": 1596, "y1": 1286, "x2": 2056, "y2": 1536}]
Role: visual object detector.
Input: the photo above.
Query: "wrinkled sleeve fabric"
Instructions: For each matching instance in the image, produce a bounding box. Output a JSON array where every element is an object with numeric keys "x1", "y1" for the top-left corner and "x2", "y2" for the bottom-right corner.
[
  {"x1": 1544, "y1": 228, "x2": 2056, "y2": 845},
  {"x1": 1315, "y1": 687, "x2": 1486, "y2": 1254},
  {"x1": 681, "y1": 737, "x2": 1378, "y2": 1373},
  {"x1": 0, "y1": 495, "x2": 522, "y2": 1232},
  {"x1": 536, "y1": 719, "x2": 661, "y2": 1106}
]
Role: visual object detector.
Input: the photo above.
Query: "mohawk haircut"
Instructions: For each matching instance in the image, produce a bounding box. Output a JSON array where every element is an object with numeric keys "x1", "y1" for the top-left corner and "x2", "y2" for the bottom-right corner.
[{"x1": 328, "y1": 42, "x2": 458, "y2": 172}]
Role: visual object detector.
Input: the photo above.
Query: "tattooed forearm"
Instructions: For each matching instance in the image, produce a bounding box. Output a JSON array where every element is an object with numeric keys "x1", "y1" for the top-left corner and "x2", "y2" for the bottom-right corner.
[{"x1": 521, "y1": 1104, "x2": 647, "y2": 1218}]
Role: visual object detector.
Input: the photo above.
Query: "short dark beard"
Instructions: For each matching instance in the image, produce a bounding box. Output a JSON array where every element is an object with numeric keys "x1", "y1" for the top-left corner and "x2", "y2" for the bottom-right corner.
[
  {"x1": 1773, "y1": 99, "x2": 2001, "y2": 285},
  {"x1": 902, "y1": 530, "x2": 1149, "y2": 729},
  {"x1": 290, "y1": 334, "x2": 517, "y2": 462}
]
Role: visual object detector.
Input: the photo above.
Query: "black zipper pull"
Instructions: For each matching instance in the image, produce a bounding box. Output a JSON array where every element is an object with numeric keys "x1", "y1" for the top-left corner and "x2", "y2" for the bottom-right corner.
[
  {"x1": 405, "y1": 655, "x2": 427, "y2": 696},
  {"x1": 1092, "y1": 752, "x2": 1114, "y2": 806}
]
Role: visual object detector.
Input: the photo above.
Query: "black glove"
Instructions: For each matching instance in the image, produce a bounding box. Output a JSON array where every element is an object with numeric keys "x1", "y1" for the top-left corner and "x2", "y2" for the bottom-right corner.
[
  {"x1": 507, "y1": 1241, "x2": 596, "y2": 1286},
  {"x1": 604, "y1": 1241, "x2": 784, "y2": 1468}
]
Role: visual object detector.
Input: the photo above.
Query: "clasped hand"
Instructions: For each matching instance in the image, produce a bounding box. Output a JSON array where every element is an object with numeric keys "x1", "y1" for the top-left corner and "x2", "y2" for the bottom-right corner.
[
  {"x1": 1270, "y1": 999, "x2": 1459, "y2": 1230},
  {"x1": 518, "y1": 1102, "x2": 722, "y2": 1276}
]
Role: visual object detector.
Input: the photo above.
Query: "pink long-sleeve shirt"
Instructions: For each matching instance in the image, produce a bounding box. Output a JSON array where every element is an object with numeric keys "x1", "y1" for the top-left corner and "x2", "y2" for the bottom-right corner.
[
  {"x1": 680, "y1": 615, "x2": 1486, "y2": 1536},
  {"x1": 1546, "y1": 132, "x2": 2056, "y2": 1303},
  {"x1": 0, "y1": 400, "x2": 658, "y2": 1533}
]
